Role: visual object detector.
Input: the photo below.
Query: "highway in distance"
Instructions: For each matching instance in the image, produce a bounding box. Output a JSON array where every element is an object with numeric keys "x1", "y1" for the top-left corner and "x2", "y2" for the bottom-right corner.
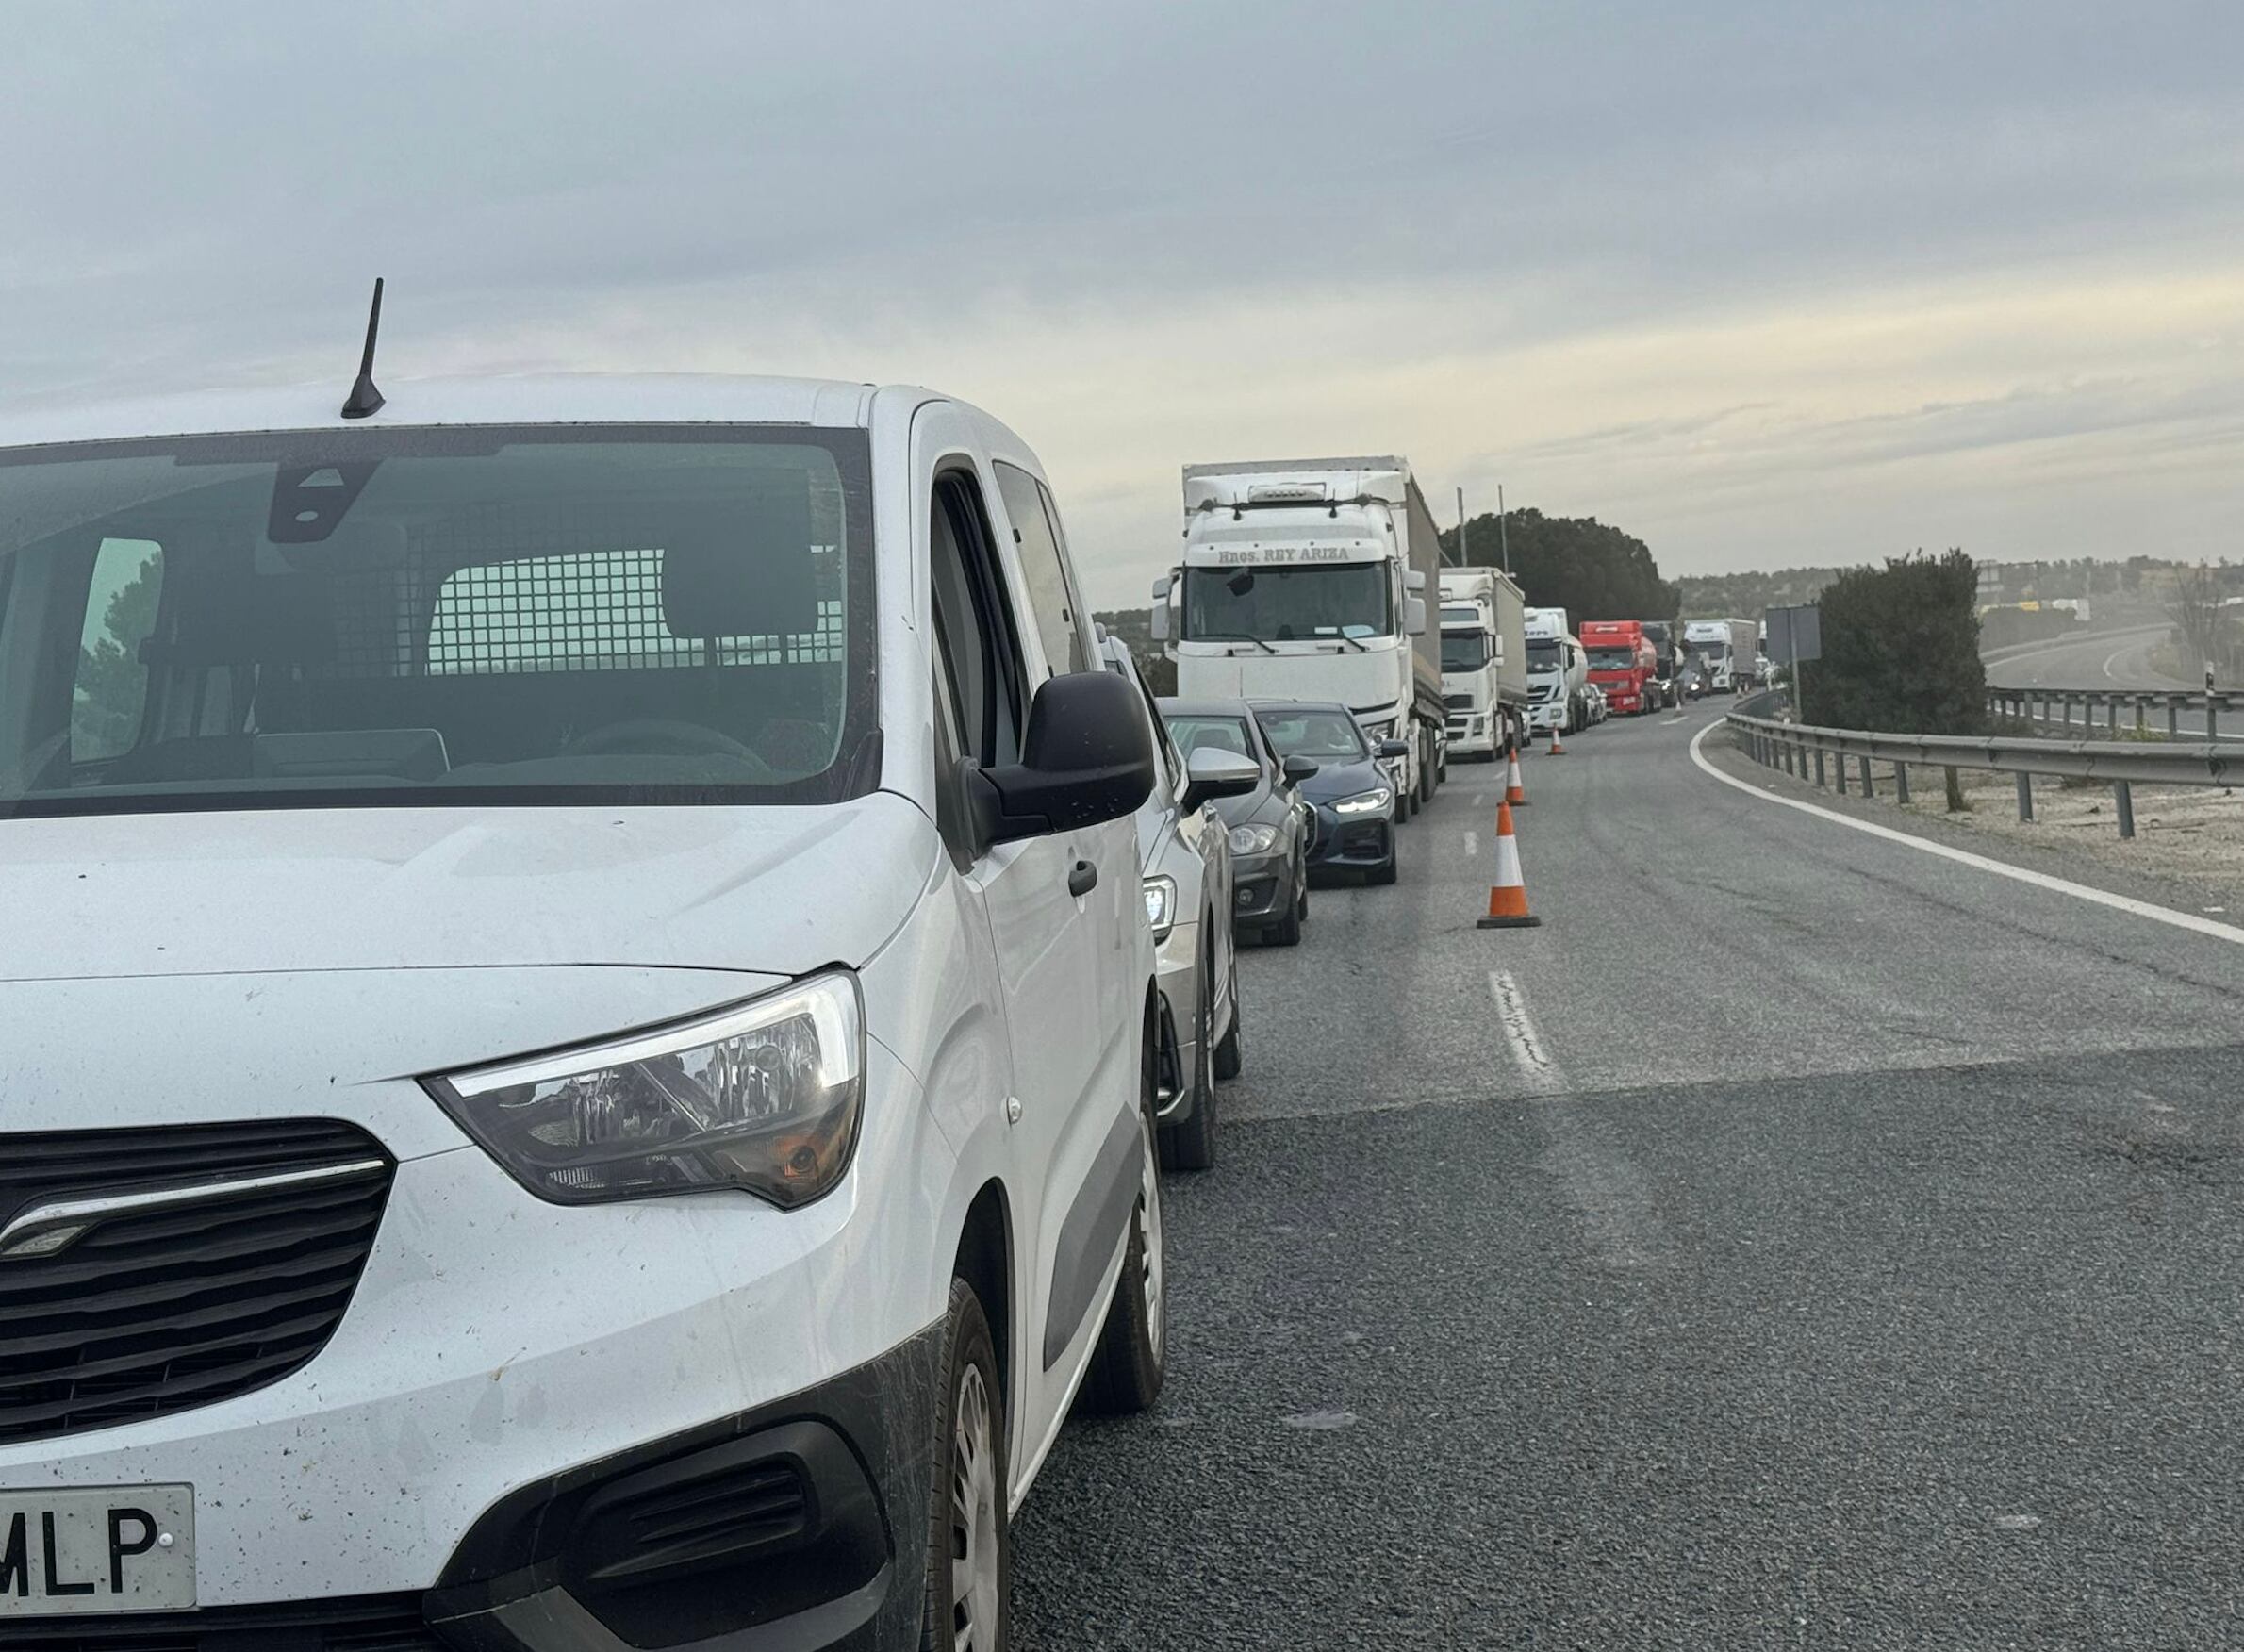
[{"x1": 1014, "y1": 700, "x2": 2244, "y2": 1650}]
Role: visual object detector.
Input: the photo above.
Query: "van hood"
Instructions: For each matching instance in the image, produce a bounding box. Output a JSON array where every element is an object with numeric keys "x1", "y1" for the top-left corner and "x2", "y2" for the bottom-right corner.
[{"x1": 0, "y1": 791, "x2": 939, "y2": 983}]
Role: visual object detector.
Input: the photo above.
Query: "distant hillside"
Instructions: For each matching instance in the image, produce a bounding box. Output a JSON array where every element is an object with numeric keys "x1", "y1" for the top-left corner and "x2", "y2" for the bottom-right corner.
[{"x1": 1672, "y1": 568, "x2": 1841, "y2": 620}]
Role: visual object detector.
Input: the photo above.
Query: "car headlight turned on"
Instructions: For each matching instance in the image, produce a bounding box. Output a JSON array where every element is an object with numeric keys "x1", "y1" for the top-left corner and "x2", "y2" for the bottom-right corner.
[
  {"x1": 426, "y1": 972, "x2": 864, "y2": 1210},
  {"x1": 1142, "y1": 874, "x2": 1178, "y2": 940},
  {"x1": 1332, "y1": 788, "x2": 1393, "y2": 816},
  {"x1": 1229, "y1": 823, "x2": 1279, "y2": 856}
]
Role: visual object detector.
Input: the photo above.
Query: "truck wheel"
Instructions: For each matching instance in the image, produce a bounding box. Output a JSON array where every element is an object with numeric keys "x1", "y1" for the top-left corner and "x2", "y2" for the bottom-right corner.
[
  {"x1": 1081, "y1": 1041, "x2": 1166, "y2": 1415},
  {"x1": 922, "y1": 1277, "x2": 1008, "y2": 1652}
]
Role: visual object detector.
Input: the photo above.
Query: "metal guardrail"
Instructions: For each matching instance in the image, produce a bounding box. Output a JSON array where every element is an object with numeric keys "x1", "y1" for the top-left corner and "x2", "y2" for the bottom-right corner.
[
  {"x1": 1726, "y1": 708, "x2": 2240, "y2": 839},
  {"x1": 1986, "y1": 685, "x2": 2241, "y2": 742}
]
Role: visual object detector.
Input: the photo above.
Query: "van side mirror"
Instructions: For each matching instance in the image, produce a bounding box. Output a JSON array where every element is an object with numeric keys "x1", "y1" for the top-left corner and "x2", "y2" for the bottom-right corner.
[
  {"x1": 1280, "y1": 754, "x2": 1319, "y2": 784},
  {"x1": 1405, "y1": 570, "x2": 1427, "y2": 594},
  {"x1": 1181, "y1": 747, "x2": 1260, "y2": 812},
  {"x1": 966, "y1": 671, "x2": 1155, "y2": 850},
  {"x1": 1404, "y1": 596, "x2": 1427, "y2": 636}
]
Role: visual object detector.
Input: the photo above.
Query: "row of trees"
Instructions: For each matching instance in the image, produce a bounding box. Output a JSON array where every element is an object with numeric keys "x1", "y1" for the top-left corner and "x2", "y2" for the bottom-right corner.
[{"x1": 1438, "y1": 508, "x2": 1678, "y2": 622}]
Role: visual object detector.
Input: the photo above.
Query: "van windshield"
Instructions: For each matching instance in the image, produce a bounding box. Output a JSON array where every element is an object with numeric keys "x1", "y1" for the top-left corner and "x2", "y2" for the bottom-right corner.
[{"x1": 0, "y1": 426, "x2": 875, "y2": 818}]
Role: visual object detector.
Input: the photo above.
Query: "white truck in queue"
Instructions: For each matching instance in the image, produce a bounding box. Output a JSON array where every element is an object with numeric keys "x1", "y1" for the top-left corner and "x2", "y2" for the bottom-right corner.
[
  {"x1": 1524, "y1": 606, "x2": 1590, "y2": 735},
  {"x1": 1437, "y1": 566, "x2": 1530, "y2": 759},
  {"x1": 1682, "y1": 617, "x2": 1759, "y2": 692},
  {"x1": 1152, "y1": 456, "x2": 1449, "y2": 818}
]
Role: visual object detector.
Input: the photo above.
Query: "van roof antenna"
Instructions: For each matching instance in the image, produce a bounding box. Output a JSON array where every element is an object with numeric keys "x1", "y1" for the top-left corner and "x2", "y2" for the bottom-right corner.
[{"x1": 340, "y1": 278, "x2": 387, "y2": 420}]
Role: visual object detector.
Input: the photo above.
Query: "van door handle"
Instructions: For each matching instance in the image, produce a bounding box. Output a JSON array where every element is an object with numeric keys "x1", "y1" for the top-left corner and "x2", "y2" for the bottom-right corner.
[{"x1": 1067, "y1": 860, "x2": 1097, "y2": 897}]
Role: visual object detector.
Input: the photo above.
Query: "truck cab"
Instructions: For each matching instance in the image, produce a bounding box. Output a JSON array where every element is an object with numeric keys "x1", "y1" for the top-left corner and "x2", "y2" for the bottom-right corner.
[
  {"x1": 1153, "y1": 457, "x2": 1445, "y2": 818},
  {"x1": 1523, "y1": 606, "x2": 1589, "y2": 735},
  {"x1": 1577, "y1": 620, "x2": 1658, "y2": 716},
  {"x1": 1437, "y1": 566, "x2": 1526, "y2": 759}
]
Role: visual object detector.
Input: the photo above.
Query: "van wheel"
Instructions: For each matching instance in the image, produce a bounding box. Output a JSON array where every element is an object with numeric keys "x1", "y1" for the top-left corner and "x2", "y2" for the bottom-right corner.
[
  {"x1": 922, "y1": 1278, "x2": 1008, "y2": 1652},
  {"x1": 1081, "y1": 1037, "x2": 1166, "y2": 1414}
]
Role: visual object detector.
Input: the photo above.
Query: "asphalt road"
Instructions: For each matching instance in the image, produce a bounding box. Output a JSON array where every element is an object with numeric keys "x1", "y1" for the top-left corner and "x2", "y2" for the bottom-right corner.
[
  {"x1": 1013, "y1": 701, "x2": 2244, "y2": 1649},
  {"x1": 1984, "y1": 623, "x2": 2242, "y2": 745}
]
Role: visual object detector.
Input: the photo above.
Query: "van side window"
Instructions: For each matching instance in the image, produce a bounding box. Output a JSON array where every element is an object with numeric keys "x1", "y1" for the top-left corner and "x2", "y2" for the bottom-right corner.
[
  {"x1": 72, "y1": 537, "x2": 165, "y2": 761},
  {"x1": 993, "y1": 462, "x2": 1091, "y2": 677},
  {"x1": 929, "y1": 471, "x2": 1026, "y2": 768}
]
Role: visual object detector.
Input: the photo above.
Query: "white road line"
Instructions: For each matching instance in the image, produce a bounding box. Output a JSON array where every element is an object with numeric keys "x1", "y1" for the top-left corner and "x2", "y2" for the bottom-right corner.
[
  {"x1": 1463, "y1": 829, "x2": 1479, "y2": 857},
  {"x1": 1488, "y1": 969, "x2": 1559, "y2": 1084},
  {"x1": 1471, "y1": 791, "x2": 1486, "y2": 807},
  {"x1": 1690, "y1": 721, "x2": 2244, "y2": 947}
]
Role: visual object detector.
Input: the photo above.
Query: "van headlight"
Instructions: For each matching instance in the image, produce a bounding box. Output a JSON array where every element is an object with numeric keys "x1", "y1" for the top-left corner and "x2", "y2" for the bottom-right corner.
[
  {"x1": 1332, "y1": 787, "x2": 1393, "y2": 815},
  {"x1": 1229, "y1": 823, "x2": 1279, "y2": 855},
  {"x1": 1142, "y1": 874, "x2": 1178, "y2": 940},
  {"x1": 426, "y1": 972, "x2": 864, "y2": 1210}
]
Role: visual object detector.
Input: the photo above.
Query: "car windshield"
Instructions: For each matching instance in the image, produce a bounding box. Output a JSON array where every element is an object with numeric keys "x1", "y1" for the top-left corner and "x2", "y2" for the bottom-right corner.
[
  {"x1": 0, "y1": 427, "x2": 873, "y2": 817},
  {"x1": 1585, "y1": 647, "x2": 1635, "y2": 669},
  {"x1": 1441, "y1": 632, "x2": 1489, "y2": 670},
  {"x1": 1526, "y1": 637, "x2": 1561, "y2": 669},
  {"x1": 1180, "y1": 563, "x2": 1389, "y2": 642},
  {"x1": 1254, "y1": 707, "x2": 1366, "y2": 761},
  {"x1": 1163, "y1": 714, "x2": 1258, "y2": 765}
]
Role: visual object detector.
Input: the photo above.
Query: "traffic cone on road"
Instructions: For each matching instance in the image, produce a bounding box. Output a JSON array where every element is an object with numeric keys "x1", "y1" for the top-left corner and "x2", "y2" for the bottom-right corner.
[
  {"x1": 1477, "y1": 801, "x2": 1542, "y2": 929},
  {"x1": 1503, "y1": 746, "x2": 1528, "y2": 807},
  {"x1": 1547, "y1": 722, "x2": 1568, "y2": 756}
]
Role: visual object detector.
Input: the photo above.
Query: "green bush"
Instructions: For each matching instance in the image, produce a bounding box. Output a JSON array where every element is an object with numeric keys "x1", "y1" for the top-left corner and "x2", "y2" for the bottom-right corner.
[{"x1": 1799, "y1": 550, "x2": 1987, "y2": 735}]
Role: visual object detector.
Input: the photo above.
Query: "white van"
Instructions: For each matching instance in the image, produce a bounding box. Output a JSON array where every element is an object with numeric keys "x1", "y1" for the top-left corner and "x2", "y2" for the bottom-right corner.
[{"x1": 0, "y1": 375, "x2": 1166, "y2": 1652}]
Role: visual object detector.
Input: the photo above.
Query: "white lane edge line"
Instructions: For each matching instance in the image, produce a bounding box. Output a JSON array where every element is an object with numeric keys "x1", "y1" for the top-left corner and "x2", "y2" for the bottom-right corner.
[
  {"x1": 1688, "y1": 721, "x2": 2244, "y2": 948},
  {"x1": 1463, "y1": 829, "x2": 1479, "y2": 857},
  {"x1": 1489, "y1": 969, "x2": 1560, "y2": 1082}
]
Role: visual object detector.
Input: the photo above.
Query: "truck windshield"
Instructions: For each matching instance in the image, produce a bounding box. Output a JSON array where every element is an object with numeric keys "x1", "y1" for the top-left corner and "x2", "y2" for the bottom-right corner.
[
  {"x1": 1253, "y1": 707, "x2": 1367, "y2": 761},
  {"x1": 1441, "y1": 633, "x2": 1490, "y2": 671},
  {"x1": 1181, "y1": 563, "x2": 1390, "y2": 643},
  {"x1": 1526, "y1": 638, "x2": 1561, "y2": 670},
  {"x1": 1585, "y1": 647, "x2": 1636, "y2": 669},
  {"x1": 0, "y1": 426, "x2": 875, "y2": 818}
]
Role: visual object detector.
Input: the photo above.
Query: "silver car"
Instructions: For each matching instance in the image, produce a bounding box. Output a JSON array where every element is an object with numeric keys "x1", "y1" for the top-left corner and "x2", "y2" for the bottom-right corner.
[{"x1": 1100, "y1": 636, "x2": 1257, "y2": 1170}]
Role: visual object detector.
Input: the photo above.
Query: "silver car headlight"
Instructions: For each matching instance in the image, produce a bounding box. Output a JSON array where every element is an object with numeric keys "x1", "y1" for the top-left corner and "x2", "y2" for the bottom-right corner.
[
  {"x1": 1332, "y1": 787, "x2": 1393, "y2": 815},
  {"x1": 1142, "y1": 874, "x2": 1178, "y2": 940},
  {"x1": 1229, "y1": 823, "x2": 1279, "y2": 855},
  {"x1": 426, "y1": 972, "x2": 864, "y2": 1210}
]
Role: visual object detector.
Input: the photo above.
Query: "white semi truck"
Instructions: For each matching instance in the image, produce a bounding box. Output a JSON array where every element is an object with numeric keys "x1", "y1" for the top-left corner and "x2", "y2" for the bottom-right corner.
[
  {"x1": 1681, "y1": 617, "x2": 1759, "y2": 692},
  {"x1": 1523, "y1": 606, "x2": 1589, "y2": 735},
  {"x1": 1437, "y1": 566, "x2": 1529, "y2": 759},
  {"x1": 1152, "y1": 457, "x2": 1448, "y2": 816}
]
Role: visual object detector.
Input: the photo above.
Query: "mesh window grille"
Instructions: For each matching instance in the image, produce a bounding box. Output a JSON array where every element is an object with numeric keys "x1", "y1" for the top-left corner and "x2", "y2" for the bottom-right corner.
[{"x1": 297, "y1": 503, "x2": 844, "y2": 681}]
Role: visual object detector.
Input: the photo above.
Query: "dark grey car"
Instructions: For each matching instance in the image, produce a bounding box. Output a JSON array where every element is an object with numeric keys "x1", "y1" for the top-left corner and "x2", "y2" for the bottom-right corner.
[{"x1": 1159, "y1": 697, "x2": 1314, "y2": 948}]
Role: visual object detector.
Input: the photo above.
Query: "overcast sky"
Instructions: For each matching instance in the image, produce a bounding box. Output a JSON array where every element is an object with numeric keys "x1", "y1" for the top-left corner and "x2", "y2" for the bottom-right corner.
[{"x1": 3, "y1": 1, "x2": 2240, "y2": 605}]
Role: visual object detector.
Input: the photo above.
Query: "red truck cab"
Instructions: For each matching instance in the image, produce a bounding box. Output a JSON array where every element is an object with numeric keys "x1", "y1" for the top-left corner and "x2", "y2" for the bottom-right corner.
[{"x1": 1578, "y1": 620, "x2": 1658, "y2": 715}]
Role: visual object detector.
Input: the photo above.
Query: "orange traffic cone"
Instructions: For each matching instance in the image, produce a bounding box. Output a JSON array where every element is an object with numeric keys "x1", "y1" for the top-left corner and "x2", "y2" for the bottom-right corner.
[
  {"x1": 1477, "y1": 801, "x2": 1542, "y2": 929},
  {"x1": 1547, "y1": 721, "x2": 1568, "y2": 756},
  {"x1": 1504, "y1": 747, "x2": 1528, "y2": 807}
]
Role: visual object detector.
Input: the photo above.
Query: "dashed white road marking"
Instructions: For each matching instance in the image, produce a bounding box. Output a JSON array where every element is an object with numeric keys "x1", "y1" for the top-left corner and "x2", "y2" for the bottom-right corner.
[
  {"x1": 1688, "y1": 721, "x2": 2244, "y2": 947},
  {"x1": 1463, "y1": 829, "x2": 1479, "y2": 857},
  {"x1": 1470, "y1": 791, "x2": 1487, "y2": 807},
  {"x1": 1488, "y1": 969, "x2": 1557, "y2": 1085},
  {"x1": 1488, "y1": 971, "x2": 1674, "y2": 1271}
]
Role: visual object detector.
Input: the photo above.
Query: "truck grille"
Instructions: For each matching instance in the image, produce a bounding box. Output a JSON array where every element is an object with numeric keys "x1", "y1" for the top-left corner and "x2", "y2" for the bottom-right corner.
[{"x1": 0, "y1": 1119, "x2": 393, "y2": 1446}]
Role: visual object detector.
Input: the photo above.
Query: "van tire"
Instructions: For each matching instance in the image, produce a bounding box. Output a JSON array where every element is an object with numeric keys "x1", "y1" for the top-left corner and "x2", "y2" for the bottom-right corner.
[
  {"x1": 921, "y1": 1279, "x2": 1008, "y2": 1652},
  {"x1": 1081, "y1": 1031, "x2": 1166, "y2": 1415}
]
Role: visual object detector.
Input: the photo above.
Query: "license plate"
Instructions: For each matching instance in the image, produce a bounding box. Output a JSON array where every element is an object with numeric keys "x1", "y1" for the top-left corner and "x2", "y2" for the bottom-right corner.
[{"x1": 0, "y1": 1486, "x2": 194, "y2": 1614}]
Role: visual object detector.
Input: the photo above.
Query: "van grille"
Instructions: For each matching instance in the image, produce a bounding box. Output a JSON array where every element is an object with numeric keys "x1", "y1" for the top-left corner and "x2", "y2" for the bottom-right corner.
[
  {"x1": 0, "y1": 1592, "x2": 437, "y2": 1652},
  {"x1": 0, "y1": 1119, "x2": 392, "y2": 1446}
]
